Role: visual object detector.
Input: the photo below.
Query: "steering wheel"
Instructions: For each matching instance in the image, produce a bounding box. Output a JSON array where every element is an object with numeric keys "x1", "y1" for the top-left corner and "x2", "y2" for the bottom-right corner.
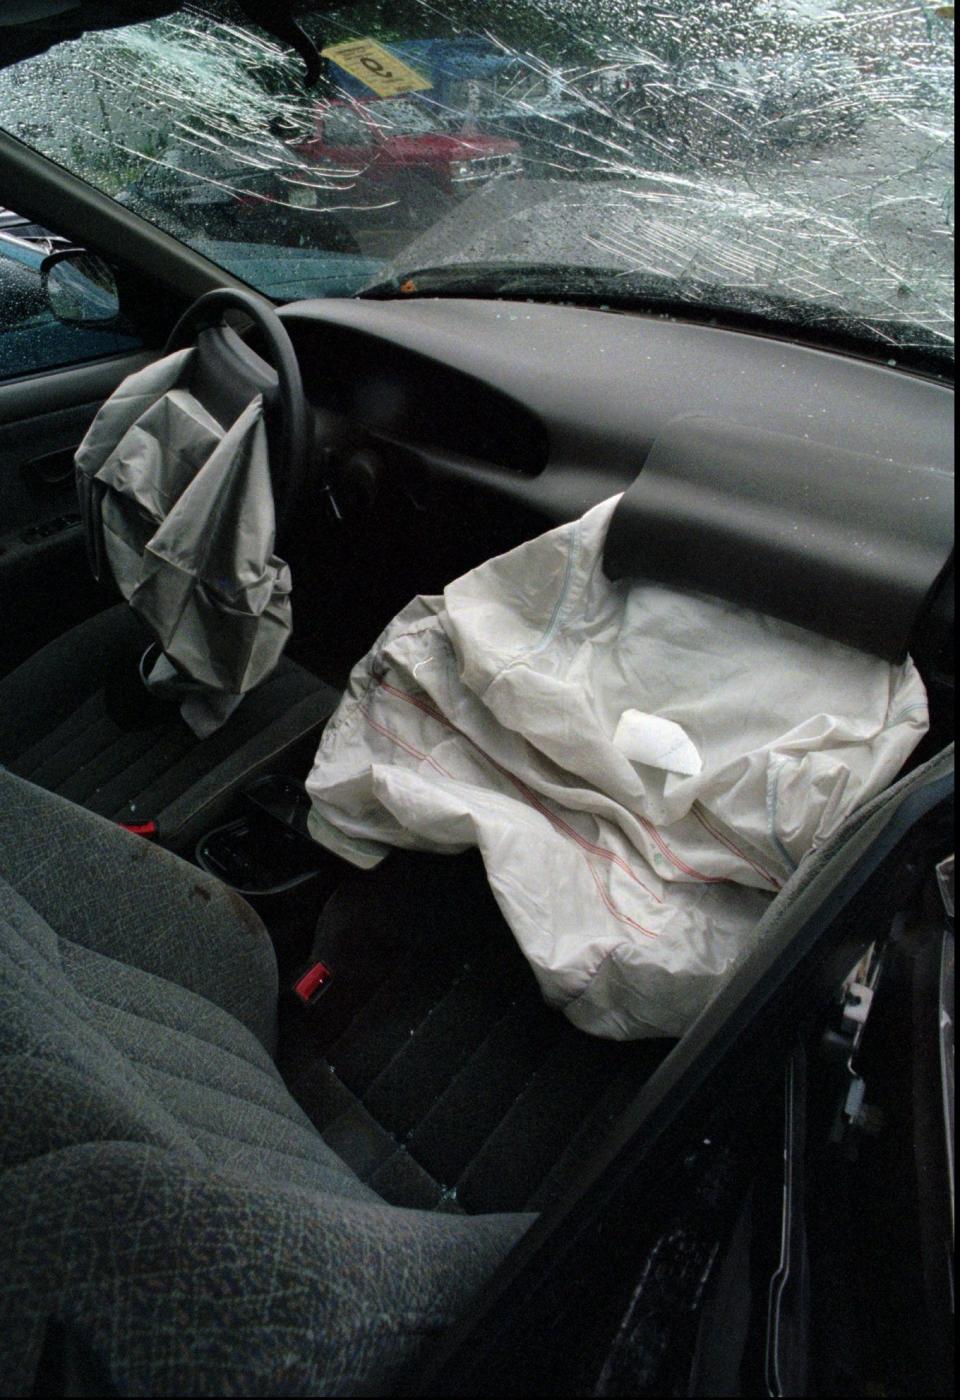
[{"x1": 165, "y1": 288, "x2": 309, "y2": 536}]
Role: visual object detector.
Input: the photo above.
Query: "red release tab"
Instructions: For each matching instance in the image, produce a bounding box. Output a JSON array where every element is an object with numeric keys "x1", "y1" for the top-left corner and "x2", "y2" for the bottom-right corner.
[
  {"x1": 294, "y1": 962, "x2": 333, "y2": 1004},
  {"x1": 120, "y1": 820, "x2": 159, "y2": 840}
]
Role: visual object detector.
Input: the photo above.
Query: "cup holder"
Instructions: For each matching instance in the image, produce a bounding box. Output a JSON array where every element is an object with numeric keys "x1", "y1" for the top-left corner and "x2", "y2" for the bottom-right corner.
[{"x1": 196, "y1": 774, "x2": 328, "y2": 896}]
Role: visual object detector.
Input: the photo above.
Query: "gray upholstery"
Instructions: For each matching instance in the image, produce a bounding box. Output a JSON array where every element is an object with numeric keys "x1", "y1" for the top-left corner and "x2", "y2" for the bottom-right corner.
[{"x1": 0, "y1": 770, "x2": 530, "y2": 1396}]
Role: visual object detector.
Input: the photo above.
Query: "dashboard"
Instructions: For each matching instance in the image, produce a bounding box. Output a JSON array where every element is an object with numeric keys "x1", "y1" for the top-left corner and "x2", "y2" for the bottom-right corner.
[
  {"x1": 279, "y1": 297, "x2": 954, "y2": 671},
  {"x1": 282, "y1": 296, "x2": 952, "y2": 503}
]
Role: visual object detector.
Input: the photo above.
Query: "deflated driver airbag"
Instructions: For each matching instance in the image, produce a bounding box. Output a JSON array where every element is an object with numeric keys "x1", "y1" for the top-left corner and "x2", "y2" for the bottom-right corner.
[{"x1": 75, "y1": 348, "x2": 292, "y2": 737}]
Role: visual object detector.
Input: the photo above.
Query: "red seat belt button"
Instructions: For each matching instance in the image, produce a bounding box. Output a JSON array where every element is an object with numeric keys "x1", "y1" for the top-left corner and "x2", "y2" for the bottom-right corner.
[{"x1": 294, "y1": 962, "x2": 333, "y2": 1004}]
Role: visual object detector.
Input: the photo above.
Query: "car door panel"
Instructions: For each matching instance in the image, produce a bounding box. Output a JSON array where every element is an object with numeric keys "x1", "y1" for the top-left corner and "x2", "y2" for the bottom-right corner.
[{"x1": 0, "y1": 350, "x2": 155, "y2": 673}]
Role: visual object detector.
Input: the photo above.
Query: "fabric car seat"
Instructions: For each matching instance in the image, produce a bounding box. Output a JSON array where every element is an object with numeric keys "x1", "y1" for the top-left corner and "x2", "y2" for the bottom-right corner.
[
  {"x1": 0, "y1": 604, "x2": 337, "y2": 849},
  {"x1": 0, "y1": 769, "x2": 529, "y2": 1396}
]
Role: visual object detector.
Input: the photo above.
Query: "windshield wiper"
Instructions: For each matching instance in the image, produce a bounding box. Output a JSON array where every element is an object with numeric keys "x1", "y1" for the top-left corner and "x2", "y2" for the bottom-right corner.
[
  {"x1": 359, "y1": 258, "x2": 860, "y2": 331},
  {"x1": 358, "y1": 261, "x2": 953, "y2": 378},
  {"x1": 360, "y1": 261, "x2": 702, "y2": 304}
]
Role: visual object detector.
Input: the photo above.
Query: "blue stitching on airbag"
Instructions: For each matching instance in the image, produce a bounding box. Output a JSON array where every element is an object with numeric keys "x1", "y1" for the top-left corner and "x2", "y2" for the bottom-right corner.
[
  {"x1": 527, "y1": 518, "x2": 583, "y2": 658},
  {"x1": 767, "y1": 756, "x2": 799, "y2": 874}
]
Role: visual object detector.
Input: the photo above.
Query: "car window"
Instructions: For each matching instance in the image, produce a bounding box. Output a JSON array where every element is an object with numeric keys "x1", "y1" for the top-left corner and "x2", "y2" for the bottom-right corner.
[
  {"x1": 0, "y1": 3, "x2": 953, "y2": 372},
  {"x1": 0, "y1": 210, "x2": 141, "y2": 381}
]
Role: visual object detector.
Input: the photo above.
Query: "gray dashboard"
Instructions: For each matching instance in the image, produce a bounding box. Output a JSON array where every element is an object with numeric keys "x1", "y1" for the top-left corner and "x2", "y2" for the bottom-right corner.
[
  {"x1": 283, "y1": 297, "x2": 952, "y2": 505},
  {"x1": 281, "y1": 297, "x2": 954, "y2": 666}
]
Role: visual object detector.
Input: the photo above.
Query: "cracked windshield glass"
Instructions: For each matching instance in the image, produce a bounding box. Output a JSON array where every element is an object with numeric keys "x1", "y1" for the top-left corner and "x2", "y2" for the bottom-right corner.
[{"x1": 1, "y1": 1, "x2": 954, "y2": 365}]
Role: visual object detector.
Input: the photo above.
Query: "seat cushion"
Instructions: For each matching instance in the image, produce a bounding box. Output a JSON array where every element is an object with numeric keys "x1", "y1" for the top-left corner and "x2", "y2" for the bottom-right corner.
[
  {"x1": 0, "y1": 605, "x2": 338, "y2": 845},
  {"x1": 0, "y1": 772, "x2": 530, "y2": 1396}
]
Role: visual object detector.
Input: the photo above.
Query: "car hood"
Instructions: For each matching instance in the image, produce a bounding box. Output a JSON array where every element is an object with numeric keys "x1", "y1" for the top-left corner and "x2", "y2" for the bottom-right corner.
[
  {"x1": 195, "y1": 239, "x2": 381, "y2": 300},
  {"x1": 0, "y1": 230, "x2": 45, "y2": 271},
  {"x1": 378, "y1": 133, "x2": 520, "y2": 159}
]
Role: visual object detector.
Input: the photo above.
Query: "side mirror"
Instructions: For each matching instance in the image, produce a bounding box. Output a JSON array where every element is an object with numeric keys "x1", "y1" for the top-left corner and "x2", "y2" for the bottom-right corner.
[{"x1": 40, "y1": 248, "x2": 122, "y2": 329}]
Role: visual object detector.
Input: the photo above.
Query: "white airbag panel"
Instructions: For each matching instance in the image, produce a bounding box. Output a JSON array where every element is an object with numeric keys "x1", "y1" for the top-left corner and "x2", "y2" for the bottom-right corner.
[{"x1": 613, "y1": 709, "x2": 703, "y2": 776}]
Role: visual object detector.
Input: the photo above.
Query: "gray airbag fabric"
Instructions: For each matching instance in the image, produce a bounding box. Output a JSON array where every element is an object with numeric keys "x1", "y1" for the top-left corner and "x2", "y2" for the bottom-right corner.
[
  {"x1": 75, "y1": 349, "x2": 292, "y2": 737},
  {"x1": 306, "y1": 497, "x2": 929, "y2": 1041}
]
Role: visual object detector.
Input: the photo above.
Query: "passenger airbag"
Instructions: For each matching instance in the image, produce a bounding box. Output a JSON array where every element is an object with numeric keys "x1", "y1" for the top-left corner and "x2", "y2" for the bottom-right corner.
[{"x1": 306, "y1": 497, "x2": 928, "y2": 1039}]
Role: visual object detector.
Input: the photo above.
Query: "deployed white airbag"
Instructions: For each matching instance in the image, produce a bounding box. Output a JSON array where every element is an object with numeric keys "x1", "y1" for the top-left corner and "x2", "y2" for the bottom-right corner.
[
  {"x1": 306, "y1": 497, "x2": 929, "y2": 1039},
  {"x1": 75, "y1": 349, "x2": 292, "y2": 737}
]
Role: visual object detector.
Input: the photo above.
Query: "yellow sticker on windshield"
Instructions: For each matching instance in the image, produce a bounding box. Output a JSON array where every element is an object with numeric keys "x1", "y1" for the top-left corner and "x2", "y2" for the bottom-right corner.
[{"x1": 322, "y1": 39, "x2": 433, "y2": 98}]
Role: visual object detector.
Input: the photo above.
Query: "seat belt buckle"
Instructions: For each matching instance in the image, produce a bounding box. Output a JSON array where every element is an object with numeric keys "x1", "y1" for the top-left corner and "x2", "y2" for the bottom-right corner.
[
  {"x1": 119, "y1": 819, "x2": 159, "y2": 841},
  {"x1": 291, "y1": 960, "x2": 334, "y2": 1009}
]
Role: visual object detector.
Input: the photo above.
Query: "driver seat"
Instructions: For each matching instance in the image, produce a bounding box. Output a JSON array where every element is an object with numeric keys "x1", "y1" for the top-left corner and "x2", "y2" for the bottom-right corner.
[
  {"x1": 0, "y1": 768, "x2": 528, "y2": 1394},
  {"x1": 0, "y1": 602, "x2": 337, "y2": 849}
]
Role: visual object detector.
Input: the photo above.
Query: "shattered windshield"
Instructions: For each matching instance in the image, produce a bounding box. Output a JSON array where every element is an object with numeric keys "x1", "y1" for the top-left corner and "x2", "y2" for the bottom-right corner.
[{"x1": 0, "y1": 1, "x2": 954, "y2": 365}]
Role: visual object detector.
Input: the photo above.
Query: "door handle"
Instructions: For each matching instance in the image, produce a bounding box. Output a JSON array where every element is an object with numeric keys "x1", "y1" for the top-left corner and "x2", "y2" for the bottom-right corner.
[{"x1": 22, "y1": 446, "x2": 77, "y2": 489}]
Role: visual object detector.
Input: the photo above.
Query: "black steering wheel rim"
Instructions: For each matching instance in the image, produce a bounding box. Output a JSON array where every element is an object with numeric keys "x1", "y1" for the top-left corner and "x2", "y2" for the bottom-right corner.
[{"x1": 165, "y1": 288, "x2": 308, "y2": 536}]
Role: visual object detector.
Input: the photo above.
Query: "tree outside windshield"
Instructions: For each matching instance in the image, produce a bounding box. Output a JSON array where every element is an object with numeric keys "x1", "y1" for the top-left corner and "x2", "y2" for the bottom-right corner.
[{"x1": 0, "y1": 1, "x2": 953, "y2": 363}]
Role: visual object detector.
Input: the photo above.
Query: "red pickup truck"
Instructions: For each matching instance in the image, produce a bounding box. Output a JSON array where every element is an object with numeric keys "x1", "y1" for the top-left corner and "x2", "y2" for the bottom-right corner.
[{"x1": 296, "y1": 98, "x2": 522, "y2": 225}]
